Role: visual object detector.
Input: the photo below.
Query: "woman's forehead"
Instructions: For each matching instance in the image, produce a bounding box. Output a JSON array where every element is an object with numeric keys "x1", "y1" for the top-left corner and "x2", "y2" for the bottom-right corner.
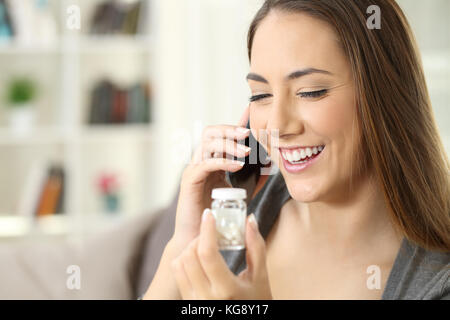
[
  {"x1": 250, "y1": 11, "x2": 347, "y2": 80},
  {"x1": 253, "y1": 11, "x2": 339, "y2": 50}
]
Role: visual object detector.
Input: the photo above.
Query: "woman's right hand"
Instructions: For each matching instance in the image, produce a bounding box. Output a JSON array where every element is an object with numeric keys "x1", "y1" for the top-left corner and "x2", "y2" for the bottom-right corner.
[
  {"x1": 170, "y1": 105, "x2": 251, "y2": 250},
  {"x1": 143, "y1": 105, "x2": 251, "y2": 299}
]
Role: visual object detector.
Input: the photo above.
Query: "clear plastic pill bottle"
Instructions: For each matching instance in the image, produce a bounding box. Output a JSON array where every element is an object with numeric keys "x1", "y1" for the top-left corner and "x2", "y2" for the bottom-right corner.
[{"x1": 211, "y1": 188, "x2": 247, "y2": 250}]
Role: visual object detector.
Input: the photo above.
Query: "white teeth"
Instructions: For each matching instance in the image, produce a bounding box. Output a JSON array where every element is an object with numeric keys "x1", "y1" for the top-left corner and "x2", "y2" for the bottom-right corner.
[
  {"x1": 286, "y1": 152, "x2": 294, "y2": 162},
  {"x1": 292, "y1": 149, "x2": 301, "y2": 161},
  {"x1": 281, "y1": 145, "x2": 324, "y2": 163},
  {"x1": 305, "y1": 147, "x2": 312, "y2": 157},
  {"x1": 300, "y1": 149, "x2": 306, "y2": 159}
]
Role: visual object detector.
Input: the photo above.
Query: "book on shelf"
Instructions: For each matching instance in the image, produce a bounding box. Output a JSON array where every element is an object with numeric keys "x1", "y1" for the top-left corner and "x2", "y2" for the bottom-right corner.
[
  {"x1": 88, "y1": 79, "x2": 151, "y2": 125},
  {"x1": 127, "y1": 83, "x2": 150, "y2": 123},
  {"x1": 89, "y1": 0, "x2": 147, "y2": 35},
  {"x1": 17, "y1": 161, "x2": 65, "y2": 218},
  {"x1": 112, "y1": 88, "x2": 127, "y2": 123},
  {"x1": 35, "y1": 164, "x2": 65, "y2": 217}
]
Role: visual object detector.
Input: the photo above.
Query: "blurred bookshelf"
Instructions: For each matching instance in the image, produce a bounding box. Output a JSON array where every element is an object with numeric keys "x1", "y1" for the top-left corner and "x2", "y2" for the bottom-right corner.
[{"x1": 0, "y1": 0, "x2": 159, "y2": 240}]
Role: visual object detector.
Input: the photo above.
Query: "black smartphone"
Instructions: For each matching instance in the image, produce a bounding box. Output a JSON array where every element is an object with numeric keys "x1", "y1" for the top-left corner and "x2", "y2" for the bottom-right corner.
[{"x1": 225, "y1": 119, "x2": 269, "y2": 193}]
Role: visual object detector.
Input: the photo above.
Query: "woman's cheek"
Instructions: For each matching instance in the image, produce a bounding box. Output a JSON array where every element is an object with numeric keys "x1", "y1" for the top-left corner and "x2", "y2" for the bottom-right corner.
[
  {"x1": 249, "y1": 108, "x2": 267, "y2": 142},
  {"x1": 308, "y1": 97, "x2": 356, "y2": 136}
]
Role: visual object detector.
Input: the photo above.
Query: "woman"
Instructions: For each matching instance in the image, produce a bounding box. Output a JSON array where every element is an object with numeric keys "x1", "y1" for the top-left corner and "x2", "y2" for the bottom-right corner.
[{"x1": 144, "y1": 0, "x2": 450, "y2": 299}]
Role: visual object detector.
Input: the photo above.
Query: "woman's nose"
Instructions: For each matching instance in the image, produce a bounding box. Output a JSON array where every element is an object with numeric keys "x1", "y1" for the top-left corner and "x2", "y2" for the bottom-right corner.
[{"x1": 266, "y1": 99, "x2": 304, "y2": 139}]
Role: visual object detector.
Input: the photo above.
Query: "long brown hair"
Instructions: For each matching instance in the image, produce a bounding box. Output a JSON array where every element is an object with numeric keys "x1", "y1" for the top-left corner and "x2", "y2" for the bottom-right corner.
[{"x1": 247, "y1": 0, "x2": 450, "y2": 252}]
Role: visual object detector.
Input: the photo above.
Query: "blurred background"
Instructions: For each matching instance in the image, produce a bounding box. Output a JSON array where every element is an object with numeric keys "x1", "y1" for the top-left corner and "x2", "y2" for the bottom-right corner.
[{"x1": 0, "y1": 0, "x2": 448, "y2": 243}]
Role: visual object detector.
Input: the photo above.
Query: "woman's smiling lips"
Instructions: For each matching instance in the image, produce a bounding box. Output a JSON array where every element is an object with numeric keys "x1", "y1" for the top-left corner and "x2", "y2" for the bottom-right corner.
[{"x1": 277, "y1": 145, "x2": 325, "y2": 173}]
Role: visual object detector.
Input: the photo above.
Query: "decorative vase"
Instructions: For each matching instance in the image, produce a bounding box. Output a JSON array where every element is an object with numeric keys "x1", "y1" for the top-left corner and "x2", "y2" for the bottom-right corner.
[
  {"x1": 7, "y1": 104, "x2": 35, "y2": 135},
  {"x1": 104, "y1": 193, "x2": 120, "y2": 214}
]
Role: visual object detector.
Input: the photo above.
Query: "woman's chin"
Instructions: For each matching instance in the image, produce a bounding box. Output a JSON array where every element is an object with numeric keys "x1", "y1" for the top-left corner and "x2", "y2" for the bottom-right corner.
[{"x1": 285, "y1": 181, "x2": 322, "y2": 203}]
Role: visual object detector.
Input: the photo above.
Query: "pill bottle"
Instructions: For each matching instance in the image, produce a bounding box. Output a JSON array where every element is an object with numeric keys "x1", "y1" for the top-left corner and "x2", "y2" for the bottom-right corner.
[{"x1": 211, "y1": 188, "x2": 247, "y2": 250}]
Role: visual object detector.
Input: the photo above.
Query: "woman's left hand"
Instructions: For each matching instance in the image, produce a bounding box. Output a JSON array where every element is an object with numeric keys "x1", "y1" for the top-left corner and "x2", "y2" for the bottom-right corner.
[{"x1": 171, "y1": 210, "x2": 273, "y2": 300}]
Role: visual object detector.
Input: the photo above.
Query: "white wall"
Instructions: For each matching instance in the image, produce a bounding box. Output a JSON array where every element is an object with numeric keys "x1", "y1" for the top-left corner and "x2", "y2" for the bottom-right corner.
[{"x1": 153, "y1": 0, "x2": 263, "y2": 206}]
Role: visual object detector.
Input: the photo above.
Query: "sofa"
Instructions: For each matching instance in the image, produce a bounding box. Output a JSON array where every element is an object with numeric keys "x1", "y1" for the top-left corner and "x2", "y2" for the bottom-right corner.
[{"x1": 0, "y1": 187, "x2": 180, "y2": 299}]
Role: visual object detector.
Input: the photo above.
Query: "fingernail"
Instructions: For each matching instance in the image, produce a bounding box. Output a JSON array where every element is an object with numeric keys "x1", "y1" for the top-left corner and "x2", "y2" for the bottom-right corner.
[
  {"x1": 232, "y1": 160, "x2": 245, "y2": 166},
  {"x1": 236, "y1": 127, "x2": 250, "y2": 134},
  {"x1": 249, "y1": 213, "x2": 258, "y2": 231},
  {"x1": 202, "y1": 208, "x2": 211, "y2": 221},
  {"x1": 237, "y1": 144, "x2": 251, "y2": 152}
]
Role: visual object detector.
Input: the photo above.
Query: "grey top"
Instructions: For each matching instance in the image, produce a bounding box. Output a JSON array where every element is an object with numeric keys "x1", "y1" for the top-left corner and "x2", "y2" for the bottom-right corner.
[{"x1": 224, "y1": 167, "x2": 450, "y2": 300}]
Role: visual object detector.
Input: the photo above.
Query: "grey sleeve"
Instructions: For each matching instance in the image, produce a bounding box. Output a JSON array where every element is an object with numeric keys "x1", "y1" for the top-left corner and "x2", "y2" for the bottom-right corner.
[
  {"x1": 438, "y1": 272, "x2": 450, "y2": 300},
  {"x1": 382, "y1": 239, "x2": 450, "y2": 300},
  {"x1": 421, "y1": 264, "x2": 450, "y2": 300},
  {"x1": 440, "y1": 293, "x2": 450, "y2": 300}
]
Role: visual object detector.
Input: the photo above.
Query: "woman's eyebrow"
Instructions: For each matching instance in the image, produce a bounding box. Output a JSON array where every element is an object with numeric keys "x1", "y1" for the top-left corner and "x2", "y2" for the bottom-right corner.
[{"x1": 246, "y1": 67, "x2": 333, "y2": 83}]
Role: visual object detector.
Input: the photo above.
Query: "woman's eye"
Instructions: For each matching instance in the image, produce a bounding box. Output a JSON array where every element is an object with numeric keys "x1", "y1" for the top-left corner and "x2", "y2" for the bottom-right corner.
[
  {"x1": 249, "y1": 93, "x2": 272, "y2": 102},
  {"x1": 297, "y1": 89, "x2": 328, "y2": 98},
  {"x1": 249, "y1": 89, "x2": 328, "y2": 103}
]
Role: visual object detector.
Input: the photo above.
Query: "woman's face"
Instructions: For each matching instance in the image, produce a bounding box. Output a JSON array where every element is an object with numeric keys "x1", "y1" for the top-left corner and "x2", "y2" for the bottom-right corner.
[{"x1": 248, "y1": 11, "x2": 360, "y2": 202}]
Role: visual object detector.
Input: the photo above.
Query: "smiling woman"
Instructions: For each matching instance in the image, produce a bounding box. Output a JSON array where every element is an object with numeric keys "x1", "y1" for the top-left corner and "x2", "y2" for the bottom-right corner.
[
  {"x1": 144, "y1": 0, "x2": 449, "y2": 301},
  {"x1": 235, "y1": 0, "x2": 449, "y2": 299},
  {"x1": 246, "y1": 0, "x2": 450, "y2": 250}
]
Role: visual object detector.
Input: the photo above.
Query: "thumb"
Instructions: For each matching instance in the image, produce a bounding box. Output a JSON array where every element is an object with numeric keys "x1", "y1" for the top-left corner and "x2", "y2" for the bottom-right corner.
[{"x1": 244, "y1": 213, "x2": 267, "y2": 281}]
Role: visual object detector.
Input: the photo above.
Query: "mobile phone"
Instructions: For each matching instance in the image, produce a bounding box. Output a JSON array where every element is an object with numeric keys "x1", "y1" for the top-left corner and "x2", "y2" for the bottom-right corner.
[{"x1": 225, "y1": 119, "x2": 268, "y2": 193}]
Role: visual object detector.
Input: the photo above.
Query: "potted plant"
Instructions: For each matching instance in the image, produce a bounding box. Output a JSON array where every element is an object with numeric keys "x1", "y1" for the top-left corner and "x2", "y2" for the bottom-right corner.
[{"x1": 5, "y1": 77, "x2": 37, "y2": 134}]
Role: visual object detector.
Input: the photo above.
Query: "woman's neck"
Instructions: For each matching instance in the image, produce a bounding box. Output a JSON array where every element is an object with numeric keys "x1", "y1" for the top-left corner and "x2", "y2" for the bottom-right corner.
[{"x1": 292, "y1": 173, "x2": 403, "y2": 255}]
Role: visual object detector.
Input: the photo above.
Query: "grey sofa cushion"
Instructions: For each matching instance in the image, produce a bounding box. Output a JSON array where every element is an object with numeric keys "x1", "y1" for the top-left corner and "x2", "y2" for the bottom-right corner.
[
  {"x1": 0, "y1": 211, "x2": 159, "y2": 299},
  {"x1": 135, "y1": 187, "x2": 179, "y2": 298}
]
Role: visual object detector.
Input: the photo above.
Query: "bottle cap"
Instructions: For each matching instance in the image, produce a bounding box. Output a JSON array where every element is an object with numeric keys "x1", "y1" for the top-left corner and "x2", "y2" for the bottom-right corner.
[{"x1": 211, "y1": 188, "x2": 247, "y2": 200}]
